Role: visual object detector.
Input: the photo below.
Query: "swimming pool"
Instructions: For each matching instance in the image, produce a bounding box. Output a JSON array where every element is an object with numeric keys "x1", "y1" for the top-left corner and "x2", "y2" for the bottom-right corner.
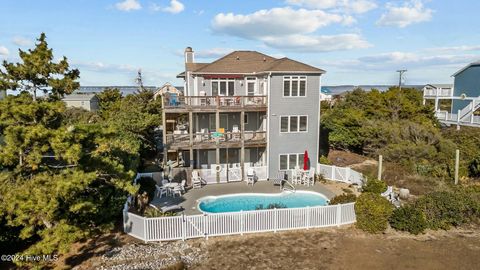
[{"x1": 198, "y1": 191, "x2": 329, "y2": 213}]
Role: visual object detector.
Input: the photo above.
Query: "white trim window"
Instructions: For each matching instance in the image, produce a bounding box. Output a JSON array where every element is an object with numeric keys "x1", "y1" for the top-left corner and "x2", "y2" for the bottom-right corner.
[
  {"x1": 283, "y1": 76, "x2": 307, "y2": 97},
  {"x1": 246, "y1": 77, "x2": 257, "y2": 96},
  {"x1": 212, "y1": 79, "x2": 235, "y2": 96},
  {"x1": 280, "y1": 115, "x2": 308, "y2": 133},
  {"x1": 279, "y1": 153, "x2": 305, "y2": 170}
]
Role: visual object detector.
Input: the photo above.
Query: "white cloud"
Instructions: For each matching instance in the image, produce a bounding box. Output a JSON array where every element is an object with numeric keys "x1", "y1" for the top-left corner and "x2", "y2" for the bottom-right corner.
[
  {"x1": 115, "y1": 0, "x2": 141, "y2": 11},
  {"x1": 0, "y1": 46, "x2": 9, "y2": 56},
  {"x1": 377, "y1": 0, "x2": 433, "y2": 28},
  {"x1": 212, "y1": 7, "x2": 353, "y2": 39},
  {"x1": 424, "y1": 45, "x2": 480, "y2": 54},
  {"x1": 211, "y1": 7, "x2": 368, "y2": 52},
  {"x1": 286, "y1": 0, "x2": 377, "y2": 14},
  {"x1": 12, "y1": 36, "x2": 33, "y2": 47},
  {"x1": 152, "y1": 0, "x2": 184, "y2": 14},
  {"x1": 74, "y1": 61, "x2": 138, "y2": 73},
  {"x1": 263, "y1": 33, "x2": 371, "y2": 52}
]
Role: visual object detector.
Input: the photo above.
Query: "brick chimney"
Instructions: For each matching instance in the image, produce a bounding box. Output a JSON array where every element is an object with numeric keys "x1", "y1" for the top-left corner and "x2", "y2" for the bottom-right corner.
[{"x1": 185, "y1": 47, "x2": 194, "y2": 63}]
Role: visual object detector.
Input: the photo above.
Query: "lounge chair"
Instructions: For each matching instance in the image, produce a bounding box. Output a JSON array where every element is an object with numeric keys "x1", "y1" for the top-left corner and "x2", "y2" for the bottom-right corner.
[
  {"x1": 246, "y1": 168, "x2": 255, "y2": 186},
  {"x1": 192, "y1": 170, "x2": 202, "y2": 189},
  {"x1": 272, "y1": 171, "x2": 286, "y2": 190},
  {"x1": 172, "y1": 180, "x2": 186, "y2": 197}
]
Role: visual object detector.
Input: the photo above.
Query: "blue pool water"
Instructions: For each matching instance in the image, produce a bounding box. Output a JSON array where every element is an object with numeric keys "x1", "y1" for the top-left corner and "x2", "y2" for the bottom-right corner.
[{"x1": 198, "y1": 191, "x2": 329, "y2": 213}]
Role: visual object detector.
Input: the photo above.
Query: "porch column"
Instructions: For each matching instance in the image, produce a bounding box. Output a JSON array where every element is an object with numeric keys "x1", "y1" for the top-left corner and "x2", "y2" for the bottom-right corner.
[
  {"x1": 434, "y1": 97, "x2": 439, "y2": 111},
  {"x1": 162, "y1": 100, "x2": 167, "y2": 167},
  {"x1": 216, "y1": 111, "x2": 220, "y2": 183},
  {"x1": 240, "y1": 111, "x2": 245, "y2": 181},
  {"x1": 189, "y1": 111, "x2": 194, "y2": 169}
]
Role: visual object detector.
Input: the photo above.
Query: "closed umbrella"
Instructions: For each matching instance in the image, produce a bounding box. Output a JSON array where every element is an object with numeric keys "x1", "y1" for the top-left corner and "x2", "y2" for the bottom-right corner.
[{"x1": 303, "y1": 150, "x2": 309, "y2": 170}]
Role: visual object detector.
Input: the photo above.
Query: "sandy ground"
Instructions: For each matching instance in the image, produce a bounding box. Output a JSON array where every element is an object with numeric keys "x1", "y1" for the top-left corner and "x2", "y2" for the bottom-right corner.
[
  {"x1": 192, "y1": 226, "x2": 480, "y2": 270},
  {"x1": 50, "y1": 225, "x2": 480, "y2": 270}
]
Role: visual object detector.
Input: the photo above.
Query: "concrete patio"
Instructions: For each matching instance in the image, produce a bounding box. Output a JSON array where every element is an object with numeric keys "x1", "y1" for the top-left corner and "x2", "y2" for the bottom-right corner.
[{"x1": 151, "y1": 181, "x2": 337, "y2": 215}]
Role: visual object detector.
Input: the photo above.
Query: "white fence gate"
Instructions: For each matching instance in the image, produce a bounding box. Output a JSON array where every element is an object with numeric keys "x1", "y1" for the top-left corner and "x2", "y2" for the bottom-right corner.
[{"x1": 317, "y1": 164, "x2": 364, "y2": 186}]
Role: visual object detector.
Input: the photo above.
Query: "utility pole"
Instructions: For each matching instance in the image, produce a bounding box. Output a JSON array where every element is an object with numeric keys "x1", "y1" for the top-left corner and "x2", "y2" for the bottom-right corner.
[
  {"x1": 454, "y1": 149, "x2": 460, "y2": 185},
  {"x1": 397, "y1": 69, "x2": 407, "y2": 91}
]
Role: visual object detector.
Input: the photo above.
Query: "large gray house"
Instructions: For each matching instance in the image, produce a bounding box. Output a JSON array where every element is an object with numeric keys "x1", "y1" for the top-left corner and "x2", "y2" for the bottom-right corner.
[{"x1": 162, "y1": 47, "x2": 324, "y2": 183}]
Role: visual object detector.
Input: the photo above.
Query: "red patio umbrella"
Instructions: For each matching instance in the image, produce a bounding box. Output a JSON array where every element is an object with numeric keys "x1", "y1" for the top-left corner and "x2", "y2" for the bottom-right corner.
[{"x1": 303, "y1": 150, "x2": 309, "y2": 170}]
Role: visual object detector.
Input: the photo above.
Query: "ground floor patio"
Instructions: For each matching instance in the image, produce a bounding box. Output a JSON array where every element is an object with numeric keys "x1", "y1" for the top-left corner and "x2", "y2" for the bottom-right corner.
[{"x1": 151, "y1": 181, "x2": 338, "y2": 215}]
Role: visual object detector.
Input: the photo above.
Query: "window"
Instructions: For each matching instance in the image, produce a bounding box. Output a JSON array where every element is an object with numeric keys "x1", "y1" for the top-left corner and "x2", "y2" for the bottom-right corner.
[
  {"x1": 211, "y1": 79, "x2": 235, "y2": 96},
  {"x1": 280, "y1": 116, "x2": 308, "y2": 133},
  {"x1": 283, "y1": 76, "x2": 307, "y2": 97},
  {"x1": 279, "y1": 153, "x2": 305, "y2": 170},
  {"x1": 246, "y1": 77, "x2": 256, "y2": 96},
  {"x1": 244, "y1": 113, "x2": 249, "y2": 124}
]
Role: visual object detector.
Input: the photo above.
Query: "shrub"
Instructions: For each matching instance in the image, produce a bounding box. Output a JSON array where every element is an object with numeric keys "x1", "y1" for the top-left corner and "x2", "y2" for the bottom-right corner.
[
  {"x1": 389, "y1": 205, "x2": 427, "y2": 235},
  {"x1": 255, "y1": 203, "x2": 287, "y2": 210},
  {"x1": 415, "y1": 190, "x2": 479, "y2": 230},
  {"x1": 330, "y1": 193, "x2": 357, "y2": 205},
  {"x1": 136, "y1": 177, "x2": 156, "y2": 203},
  {"x1": 144, "y1": 207, "x2": 177, "y2": 218},
  {"x1": 355, "y1": 192, "x2": 393, "y2": 233},
  {"x1": 319, "y1": 155, "x2": 331, "y2": 165},
  {"x1": 362, "y1": 178, "x2": 387, "y2": 194}
]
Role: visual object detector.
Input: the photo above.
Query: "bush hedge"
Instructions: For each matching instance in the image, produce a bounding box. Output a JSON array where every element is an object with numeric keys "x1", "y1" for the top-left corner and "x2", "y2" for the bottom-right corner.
[
  {"x1": 362, "y1": 179, "x2": 387, "y2": 194},
  {"x1": 389, "y1": 205, "x2": 427, "y2": 235},
  {"x1": 330, "y1": 193, "x2": 357, "y2": 205},
  {"x1": 137, "y1": 177, "x2": 157, "y2": 203},
  {"x1": 355, "y1": 192, "x2": 393, "y2": 233}
]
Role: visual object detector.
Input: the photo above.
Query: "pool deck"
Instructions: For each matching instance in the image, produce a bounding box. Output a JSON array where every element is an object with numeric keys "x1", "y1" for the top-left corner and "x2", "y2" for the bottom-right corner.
[{"x1": 151, "y1": 181, "x2": 337, "y2": 215}]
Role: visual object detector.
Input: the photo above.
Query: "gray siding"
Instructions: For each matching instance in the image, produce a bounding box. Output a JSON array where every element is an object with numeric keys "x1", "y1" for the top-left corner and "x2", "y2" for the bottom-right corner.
[
  {"x1": 267, "y1": 74, "x2": 320, "y2": 177},
  {"x1": 453, "y1": 65, "x2": 480, "y2": 112}
]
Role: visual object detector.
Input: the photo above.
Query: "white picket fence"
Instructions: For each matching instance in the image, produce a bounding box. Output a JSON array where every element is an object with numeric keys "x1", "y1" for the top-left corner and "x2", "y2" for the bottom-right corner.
[
  {"x1": 316, "y1": 163, "x2": 364, "y2": 186},
  {"x1": 123, "y1": 203, "x2": 356, "y2": 242}
]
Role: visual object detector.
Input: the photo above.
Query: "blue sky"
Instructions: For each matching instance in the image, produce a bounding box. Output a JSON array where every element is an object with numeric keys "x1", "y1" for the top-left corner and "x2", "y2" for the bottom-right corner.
[{"x1": 1, "y1": 0, "x2": 480, "y2": 86}]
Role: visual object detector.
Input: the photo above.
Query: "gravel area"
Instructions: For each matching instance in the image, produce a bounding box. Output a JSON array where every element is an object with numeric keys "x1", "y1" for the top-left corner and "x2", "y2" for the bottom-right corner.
[{"x1": 94, "y1": 241, "x2": 206, "y2": 270}]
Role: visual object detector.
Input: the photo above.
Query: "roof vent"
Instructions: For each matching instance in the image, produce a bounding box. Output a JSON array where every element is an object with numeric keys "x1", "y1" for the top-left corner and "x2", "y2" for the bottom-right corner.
[
  {"x1": 263, "y1": 57, "x2": 266, "y2": 62},
  {"x1": 236, "y1": 56, "x2": 240, "y2": 60}
]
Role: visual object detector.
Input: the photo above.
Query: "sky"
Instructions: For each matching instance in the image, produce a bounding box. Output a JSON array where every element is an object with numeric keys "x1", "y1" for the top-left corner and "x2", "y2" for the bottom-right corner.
[{"x1": 1, "y1": 0, "x2": 480, "y2": 87}]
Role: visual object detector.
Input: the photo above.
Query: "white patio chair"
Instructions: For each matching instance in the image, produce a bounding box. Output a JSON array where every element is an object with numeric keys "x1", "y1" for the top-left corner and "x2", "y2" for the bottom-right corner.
[
  {"x1": 172, "y1": 180, "x2": 186, "y2": 197},
  {"x1": 246, "y1": 168, "x2": 255, "y2": 186},
  {"x1": 302, "y1": 168, "x2": 315, "y2": 186},
  {"x1": 192, "y1": 170, "x2": 202, "y2": 189},
  {"x1": 155, "y1": 185, "x2": 168, "y2": 198}
]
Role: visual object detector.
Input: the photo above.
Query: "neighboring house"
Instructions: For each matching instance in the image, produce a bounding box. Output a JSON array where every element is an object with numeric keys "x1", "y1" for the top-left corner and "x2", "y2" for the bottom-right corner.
[
  {"x1": 163, "y1": 47, "x2": 324, "y2": 183},
  {"x1": 153, "y1": 82, "x2": 184, "y2": 100},
  {"x1": 424, "y1": 61, "x2": 480, "y2": 127},
  {"x1": 320, "y1": 87, "x2": 333, "y2": 101},
  {"x1": 62, "y1": 93, "x2": 100, "y2": 112}
]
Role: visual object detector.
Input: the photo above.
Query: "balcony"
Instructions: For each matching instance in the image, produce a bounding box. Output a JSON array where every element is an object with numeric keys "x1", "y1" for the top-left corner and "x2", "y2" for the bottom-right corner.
[
  {"x1": 165, "y1": 130, "x2": 267, "y2": 150},
  {"x1": 423, "y1": 88, "x2": 453, "y2": 98},
  {"x1": 163, "y1": 95, "x2": 267, "y2": 112}
]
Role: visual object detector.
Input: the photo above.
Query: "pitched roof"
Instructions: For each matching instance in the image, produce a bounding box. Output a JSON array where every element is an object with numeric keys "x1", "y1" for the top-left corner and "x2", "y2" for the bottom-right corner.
[
  {"x1": 425, "y1": 84, "x2": 453, "y2": 89},
  {"x1": 452, "y1": 61, "x2": 480, "y2": 77},
  {"x1": 184, "y1": 51, "x2": 325, "y2": 74},
  {"x1": 62, "y1": 93, "x2": 97, "y2": 101}
]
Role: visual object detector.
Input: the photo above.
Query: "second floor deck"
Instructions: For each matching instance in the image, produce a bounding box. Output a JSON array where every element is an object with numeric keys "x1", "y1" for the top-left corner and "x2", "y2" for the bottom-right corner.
[
  {"x1": 163, "y1": 95, "x2": 267, "y2": 112},
  {"x1": 165, "y1": 130, "x2": 267, "y2": 150}
]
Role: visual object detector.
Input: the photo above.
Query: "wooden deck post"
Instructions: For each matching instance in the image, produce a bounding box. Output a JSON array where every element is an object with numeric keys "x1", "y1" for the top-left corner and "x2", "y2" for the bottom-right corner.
[
  {"x1": 377, "y1": 155, "x2": 383, "y2": 181},
  {"x1": 241, "y1": 111, "x2": 245, "y2": 181},
  {"x1": 189, "y1": 111, "x2": 193, "y2": 169},
  {"x1": 216, "y1": 111, "x2": 220, "y2": 183},
  {"x1": 162, "y1": 99, "x2": 167, "y2": 167},
  {"x1": 455, "y1": 149, "x2": 460, "y2": 185}
]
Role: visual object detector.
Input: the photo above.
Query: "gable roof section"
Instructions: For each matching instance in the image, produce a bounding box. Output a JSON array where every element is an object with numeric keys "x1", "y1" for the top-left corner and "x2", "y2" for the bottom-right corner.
[
  {"x1": 266, "y1": 57, "x2": 325, "y2": 73},
  {"x1": 62, "y1": 93, "x2": 97, "y2": 101},
  {"x1": 188, "y1": 51, "x2": 325, "y2": 74},
  {"x1": 452, "y1": 61, "x2": 480, "y2": 77}
]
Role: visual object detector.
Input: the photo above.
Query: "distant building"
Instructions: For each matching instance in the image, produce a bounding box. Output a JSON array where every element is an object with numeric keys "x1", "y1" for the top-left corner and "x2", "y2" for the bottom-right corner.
[
  {"x1": 423, "y1": 61, "x2": 480, "y2": 127},
  {"x1": 62, "y1": 93, "x2": 100, "y2": 111},
  {"x1": 0, "y1": 89, "x2": 5, "y2": 100},
  {"x1": 76, "y1": 86, "x2": 157, "y2": 96},
  {"x1": 153, "y1": 82, "x2": 184, "y2": 100},
  {"x1": 320, "y1": 87, "x2": 333, "y2": 101}
]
